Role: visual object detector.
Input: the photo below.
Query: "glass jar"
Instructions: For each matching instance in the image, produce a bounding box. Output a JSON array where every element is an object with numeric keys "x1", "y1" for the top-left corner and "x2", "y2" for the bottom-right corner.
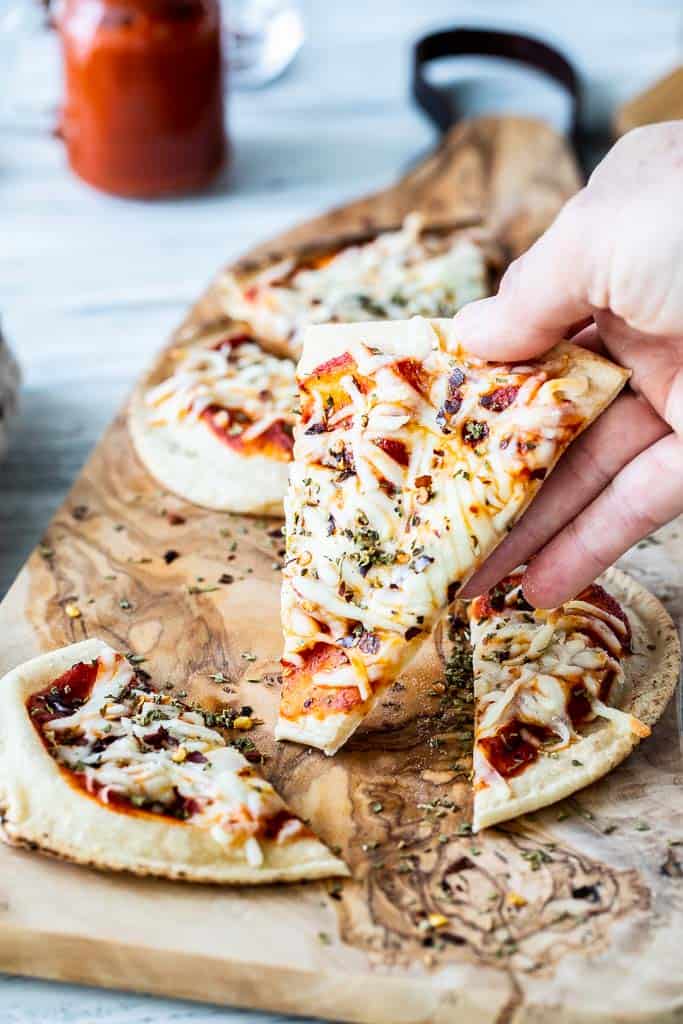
[{"x1": 56, "y1": 0, "x2": 226, "y2": 197}]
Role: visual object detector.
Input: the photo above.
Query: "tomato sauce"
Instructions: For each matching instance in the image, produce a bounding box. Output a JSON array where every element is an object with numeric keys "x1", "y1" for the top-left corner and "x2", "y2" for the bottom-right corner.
[
  {"x1": 27, "y1": 660, "x2": 203, "y2": 822},
  {"x1": 478, "y1": 719, "x2": 553, "y2": 779},
  {"x1": 281, "y1": 642, "x2": 361, "y2": 720},
  {"x1": 201, "y1": 405, "x2": 294, "y2": 461},
  {"x1": 57, "y1": 0, "x2": 226, "y2": 197},
  {"x1": 395, "y1": 358, "x2": 432, "y2": 397},
  {"x1": 27, "y1": 660, "x2": 99, "y2": 728},
  {"x1": 576, "y1": 583, "x2": 632, "y2": 652}
]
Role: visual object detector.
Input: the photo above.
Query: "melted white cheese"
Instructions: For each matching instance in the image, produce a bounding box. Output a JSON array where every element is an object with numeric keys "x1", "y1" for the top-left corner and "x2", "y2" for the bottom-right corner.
[
  {"x1": 41, "y1": 649, "x2": 301, "y2": 861},
  {"x1": 219, "y1": 214, "x2": 489, "y2": 354},
  {"x1": 281, "y1": 319, "x2": 604, "y2": 712},
  {"x1": 469, "y1": 576, "x2": 634, "y2": 774}
]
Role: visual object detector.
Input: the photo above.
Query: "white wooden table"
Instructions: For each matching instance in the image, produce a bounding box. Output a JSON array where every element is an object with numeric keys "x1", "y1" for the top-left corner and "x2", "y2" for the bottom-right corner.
[{"x1": 0, "y1": 1, "x2": 680, "y2": 1020}]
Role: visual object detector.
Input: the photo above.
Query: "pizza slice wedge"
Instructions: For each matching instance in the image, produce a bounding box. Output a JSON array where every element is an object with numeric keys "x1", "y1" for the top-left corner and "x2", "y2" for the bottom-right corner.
[
  {"x1": 277, "y1": 317, "x2": 629, "y2": 755},
  {"x1": 0, "y1": 639, "x2": 347, "y2": 883},
  {"x1": 468, "y1": 572, "x2": 650, "y2": 832},
  {"x1": 129, "y1": 325, "x2": 298, "y2": 515}
]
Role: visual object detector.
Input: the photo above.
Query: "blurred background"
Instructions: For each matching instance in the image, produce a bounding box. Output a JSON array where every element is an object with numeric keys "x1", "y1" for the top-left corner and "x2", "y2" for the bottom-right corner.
[{"x1": 0, "y1": 0, "x2": 682, "y2": 599}]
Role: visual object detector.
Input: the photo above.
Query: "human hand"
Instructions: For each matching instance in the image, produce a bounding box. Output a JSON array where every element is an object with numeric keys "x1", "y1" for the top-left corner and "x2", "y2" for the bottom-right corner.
[{"x1": 454, "y1": 121, "x2": 683, "y2": 608}]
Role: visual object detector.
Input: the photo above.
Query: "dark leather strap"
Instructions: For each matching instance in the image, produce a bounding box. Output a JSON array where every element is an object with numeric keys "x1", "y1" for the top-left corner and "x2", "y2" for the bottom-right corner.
[{"x1": 413, "y1": 28, "x2": 586, "y2": 174}]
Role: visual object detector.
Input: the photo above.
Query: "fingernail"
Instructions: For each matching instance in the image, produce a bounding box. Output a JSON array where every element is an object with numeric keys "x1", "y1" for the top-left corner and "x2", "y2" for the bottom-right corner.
[{"x1": 520, "y1": 576, "x2": 540, "y2": 610}]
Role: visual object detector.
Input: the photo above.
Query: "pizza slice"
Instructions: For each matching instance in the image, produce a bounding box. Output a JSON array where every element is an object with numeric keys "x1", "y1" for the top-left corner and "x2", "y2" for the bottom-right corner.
[
  {"x1": 218, "y1": 213, "x2": 490, "y2": 356},
  {"x1": 0, "y1": 638, "x2": 347, "y2": 883},
  {"x1": 469, "y1": 572, "x2": 650, "y2": 832},
  {"x1": 277, "y1": 317, "x2": 629, "y2": 755},
  {"x1": 129, "y1": 325, "x2": 298, "y2": 515}
]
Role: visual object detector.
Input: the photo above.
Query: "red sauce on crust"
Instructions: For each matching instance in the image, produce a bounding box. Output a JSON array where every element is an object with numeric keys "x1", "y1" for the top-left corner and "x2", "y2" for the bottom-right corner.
[
  {"x1": 259, "y1": 807, "x2": 313, "y2": 841},
  {"x1": 280, "y1": 642, "x2": 363, "y2": 720},
  {"x1": 201, "y1": 404, "x2": 293, "y2": 461},
  {"x1": 478, "y1": 719, "x2": 553, "y2": 779},
  {"x1": 471, "y1": 573, "x2": 526, "y2": 619},
  {"x1": 27, "y1": 659, "x2": 200, "y2": 823},
  {"x1": 575, "y1": 583, "x2": 631, "y2": 652},
  {"x1": 310, "y1": 352, "x2": 354, "y2": 378},
  {"x1": 567, "y1": 686, "x2": 592, "y2": 727},
  {"x1": 301, "y1": 352, "x2": 373, "y2": 425},
  {"x1": 373, "y1": 437, "x2": 410, "y2": 467},
  {"x1": 27, "y1": 660, "x2": 99, "y2": 727}
]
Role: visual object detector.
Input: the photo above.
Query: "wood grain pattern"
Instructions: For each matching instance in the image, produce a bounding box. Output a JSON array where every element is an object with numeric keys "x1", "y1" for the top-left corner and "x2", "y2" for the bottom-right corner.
[
  {"x1": 0, "y1": 116, "x2": 681, "y2": 1024},
  {"x1": 614, "y1": 65, "x2": 683, "y2": 137}
]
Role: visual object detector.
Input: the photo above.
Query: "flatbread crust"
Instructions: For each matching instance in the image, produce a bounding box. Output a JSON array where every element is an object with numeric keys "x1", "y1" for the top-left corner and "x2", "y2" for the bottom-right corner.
[
  {"x1": 278, "y1": 318, "x2": 630, "y2": 755},
  {"x1": 472, "y1": 566, "x2": 681, "y2": 831},
  {"x1": 0, "y1": 639, "x2": 347, "y2": 883},
  {"x1": 216, "y1": 214, "x2": 493, "y2": 358},
  {"x1": 130, "y1": 216, "x2": 494, "y2": 516},
  {"x1": 129, "y1": 326, "x2": 294, "y2": 516},
  {"x1": 129, "y1": 396, "x2": 290, "y2": 516}
]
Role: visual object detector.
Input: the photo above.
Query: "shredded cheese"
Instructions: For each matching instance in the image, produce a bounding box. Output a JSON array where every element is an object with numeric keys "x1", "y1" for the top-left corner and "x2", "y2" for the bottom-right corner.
[
  {"x1": 469, "y1": 573, "x2": 647, "y2": 786},
  {"x1": 219, "y1": 214, "x2": 489, "y2": 354},
  {"x1": 144, "y1": 334, "x2": 297, "y2": 448},
  {"x1": 33, "y1": 648, "x2": 303, "y2": 858},
  {"x1": 281, "y1": 319, "x2": 607, "y2": 727}
]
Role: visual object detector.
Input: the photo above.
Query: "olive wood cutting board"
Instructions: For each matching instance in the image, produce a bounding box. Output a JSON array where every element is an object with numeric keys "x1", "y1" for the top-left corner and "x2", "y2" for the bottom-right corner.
[{"x1": 1, "y1": 117, "x2": 682, "y2": 1024}]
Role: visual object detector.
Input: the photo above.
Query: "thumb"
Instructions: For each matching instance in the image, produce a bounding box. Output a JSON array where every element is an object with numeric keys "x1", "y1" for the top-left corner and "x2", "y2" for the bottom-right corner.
[{"x1": 452, "y1": 193, "x2": 594, "y2": 361}]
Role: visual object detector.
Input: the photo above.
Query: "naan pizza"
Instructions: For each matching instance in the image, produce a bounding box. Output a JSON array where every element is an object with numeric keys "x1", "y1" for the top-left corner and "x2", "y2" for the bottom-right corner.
[
  {"x1": 0, "y1": 639, "x2": 347, "y2": 883},
  {"x1": 129, "y1": 326, "x2": 297, "y2": 515},
  {"x1": 131, "y1": 215, "x2": 491, "y2": 515},
  {"x1": 218, "y1": 213, "x2": 490, "y2": 357},
  {"x1": 469, "y1": 572, "x2": 650, "y2": 831},
  {"x1": 277, "y1": 317, "x2": 629, "y2": 754}
]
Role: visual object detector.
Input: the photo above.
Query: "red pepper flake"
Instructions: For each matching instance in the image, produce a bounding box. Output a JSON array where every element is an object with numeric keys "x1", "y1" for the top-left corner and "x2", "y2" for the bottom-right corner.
[
  {"x1": 395, "y1": 358, "x2": 431, "y2": 396},
  {"x1": 185, "y1": 750, "x2": 208, "y2": 764},
  {"x1": 167, "y1": 512, "x2": 186, "y2": 526},
  {"x1": 374, "y1": 437, "x2": 410, "y2": 467},
  {"x1": 479, "y1": 385, "x2": 519, "y2": 412}
]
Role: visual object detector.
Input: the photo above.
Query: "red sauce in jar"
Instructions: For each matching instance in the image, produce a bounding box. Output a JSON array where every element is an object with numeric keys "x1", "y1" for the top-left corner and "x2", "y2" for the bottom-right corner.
[{"x1": 56, "y1": 0, "x2": 226, "y2": 197}]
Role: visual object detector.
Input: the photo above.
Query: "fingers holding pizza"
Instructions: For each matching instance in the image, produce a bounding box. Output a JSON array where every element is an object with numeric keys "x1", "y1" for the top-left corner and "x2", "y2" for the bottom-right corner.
[
  {"x1": 454, "y1": 122, "x2": 683, "y2": 608},
  {"x1": 277, "y1": 318, "x2": 629, "y2": 754}
]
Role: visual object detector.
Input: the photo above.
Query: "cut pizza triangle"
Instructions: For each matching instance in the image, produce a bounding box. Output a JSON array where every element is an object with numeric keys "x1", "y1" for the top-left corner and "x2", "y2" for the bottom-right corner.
[
  {"x1": 468, "y1": 572, "x2": 650, "y2": 832},
  {"x1": 129, "y1": 325, "x2": 298, "y2": 516},
  {"x1": 0, "y1": 638, "x2": 347, "y2": 883},
  {"x1": 277, "y1": 316, "x2": 629, "y2": 755}
]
